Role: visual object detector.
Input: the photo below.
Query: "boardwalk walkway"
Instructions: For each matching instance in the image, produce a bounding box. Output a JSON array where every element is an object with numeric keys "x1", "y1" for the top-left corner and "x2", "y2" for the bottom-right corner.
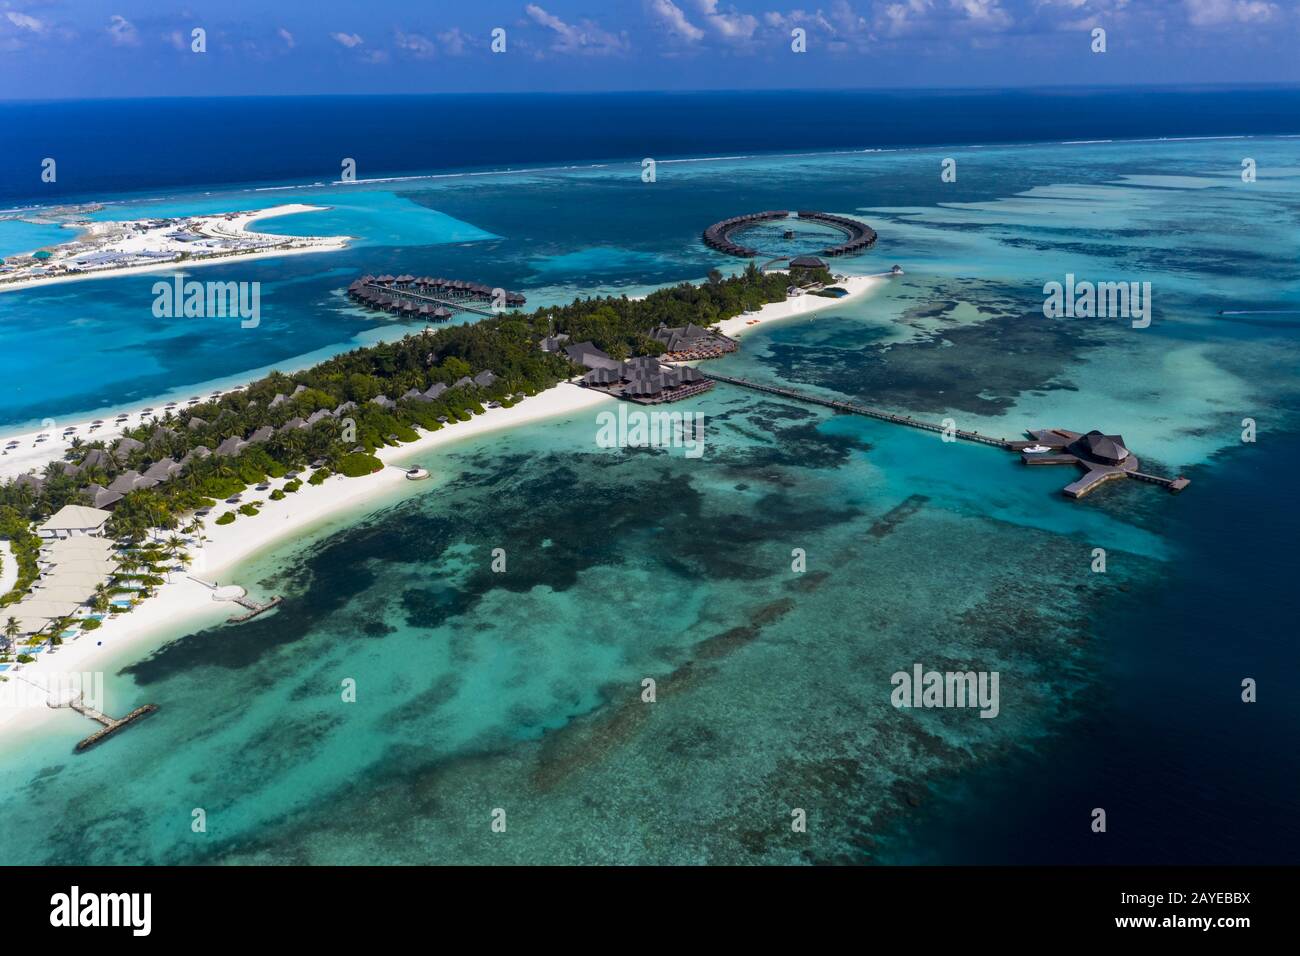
[
  {"x1": 360, "y1": 282, "x2": 496, "y2": 317},
  {"x1": 700, "y1": 372, "x2": 1014, "y2": 449}
]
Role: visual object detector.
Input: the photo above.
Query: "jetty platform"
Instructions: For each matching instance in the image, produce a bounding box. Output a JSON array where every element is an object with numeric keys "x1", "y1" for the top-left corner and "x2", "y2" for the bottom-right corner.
[
  {"x1": 187, "y1": 574, "x2": 283, "y2": 622},
  {"x1": 48, "y1": 693, "x2": 159, "y2": 752},
  {"x1": 701, "y1": 372, "x2": 1189, "y2": 500}
]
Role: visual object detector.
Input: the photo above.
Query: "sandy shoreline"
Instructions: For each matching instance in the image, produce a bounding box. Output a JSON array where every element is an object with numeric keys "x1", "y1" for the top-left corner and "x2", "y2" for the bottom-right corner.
[
  {"x1": 712, "y1": 272, "x2": 885, "y2": 339},
  {"x1": 0, "y1": 204, "x2": 349, "y2": 295},
  {"x1": 0, "y1": 383, "x2": 615, "y2": 740}
]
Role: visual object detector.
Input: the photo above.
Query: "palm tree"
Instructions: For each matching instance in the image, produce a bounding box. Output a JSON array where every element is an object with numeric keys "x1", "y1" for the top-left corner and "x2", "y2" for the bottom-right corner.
[
  {"x1": 164, "y1": 534, "x2": 186, "y2": 581},
  {"x1": 1, "y1": 616, "x2": 18, "y2": 657},
  {"x1": 91, "y1": 584, "x2": 110, "y2": 614}
]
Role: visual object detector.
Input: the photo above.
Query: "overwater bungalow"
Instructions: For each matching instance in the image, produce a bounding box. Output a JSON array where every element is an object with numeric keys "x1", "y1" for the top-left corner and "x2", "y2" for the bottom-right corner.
[{"x1": 346, "y1": 272, "x2": 523, "y2": 318}]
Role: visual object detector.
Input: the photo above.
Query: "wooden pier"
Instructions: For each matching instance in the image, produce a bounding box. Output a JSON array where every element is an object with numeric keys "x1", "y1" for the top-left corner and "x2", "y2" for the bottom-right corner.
[
  {"x1": 186, "y1": 574, "x2": 283, "y2": 622},
  {"x1": 700, "y1": 372, "x2": 1015, "y2": 449},
  {"x1": 701, "y1": 372, "x2": 1189, "y2": 499},
  {"x1": 228, "y1": 595, "x2": 283, "y2": 623},
  {"x1": 48, "y1": 694, "x2": 159, "y2": 752}
]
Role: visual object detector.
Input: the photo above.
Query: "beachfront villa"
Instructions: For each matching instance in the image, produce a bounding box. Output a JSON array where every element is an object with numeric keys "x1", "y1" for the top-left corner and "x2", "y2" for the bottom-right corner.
[
  {"x1": 649, "y1": 322, "x2": 738, "y2": 362},
  {"x1": 8, "y1": 535, "x2": 121, "y2": 636},
  {"x1": 569, "y1": 347, "x2": 713, "y2": 404},
  {"x1": 37, "y1": 505, "x2": 112, "y2": 540}
]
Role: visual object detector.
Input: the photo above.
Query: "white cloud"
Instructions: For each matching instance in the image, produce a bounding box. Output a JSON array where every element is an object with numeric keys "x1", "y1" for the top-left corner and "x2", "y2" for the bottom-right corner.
[
  {"x1": 764, "y1": 8, "x2": 836, "y2": 35},
  {"x1": 525, "y1": 4, "x2": 628, "y2": 55},
  {"x1": 648, "y1": 0, "x2": 706, "y2": 41},
  {"x1": 330, "y1": 31, "x2": 364, "y2": 48},
  {"x1": 5, "y1": 11, "x2": 45, "y2": 33},
  {"x1": 697, "y1": 0, "x2": 759, "y2": 40},
  {"x1": 878, "y1": 0, "x2": 935, "y2": 34},
  {"x1": 1184, "y1": 0, "x2": 1278, "y2": 25},
  {"x1": 106, "y1": 14, "x2": 138, "y2": 46},
  {"x1": 278, "y1": 27, "x2": 295, "y2": 48},
  {"x1": 438, "y1": 28, "x2": 469, "y2": 56},
  {"x1": 394, "y1": 31, "x2": 437, "y2": 57},
  {"x1": 949, "y1": 0, "x2": 1014, "y2": 28}
]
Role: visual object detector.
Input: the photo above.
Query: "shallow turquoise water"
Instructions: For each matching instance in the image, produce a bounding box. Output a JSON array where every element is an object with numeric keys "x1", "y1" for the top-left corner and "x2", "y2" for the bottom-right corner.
[
  {"x1": 0, "y1": 218, "x2": 72, "y2": 257},
  {"x1": 1, "y1": 138, "x2": 1297, "y2": 863}
]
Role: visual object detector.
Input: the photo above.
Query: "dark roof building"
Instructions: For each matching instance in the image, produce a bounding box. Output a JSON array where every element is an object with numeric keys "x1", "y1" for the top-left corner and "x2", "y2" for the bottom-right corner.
[
  {"x1": 1069, "y1": 430, "x2": 1131, "y2": 466},
  {"x1": 564, "y1": 341, "x2": 620, "y2": 370},
  {"x1": 214, "y1": 436, "x2": 246, "y2": 457}
]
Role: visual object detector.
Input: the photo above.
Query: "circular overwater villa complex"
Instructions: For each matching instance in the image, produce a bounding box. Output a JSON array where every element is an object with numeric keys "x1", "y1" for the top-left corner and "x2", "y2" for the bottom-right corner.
[{"x1": 702, "y1": 210, "x2": 877, "y2": 259}]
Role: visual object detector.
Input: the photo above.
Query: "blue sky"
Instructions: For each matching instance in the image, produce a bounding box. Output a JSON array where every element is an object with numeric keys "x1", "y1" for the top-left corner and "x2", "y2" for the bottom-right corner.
[{"x1": 1, "y1": 0, "x2": 1296, "y2": 97}]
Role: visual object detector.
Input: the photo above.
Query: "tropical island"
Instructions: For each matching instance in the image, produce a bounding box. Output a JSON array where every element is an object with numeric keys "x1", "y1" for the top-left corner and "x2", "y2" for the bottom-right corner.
[
  {"x1": 0, "y1": 204, "x2": 350, "y2": 292},
  {"x1": 0, "y1": 261, "x2": 852, "y2": 671}
]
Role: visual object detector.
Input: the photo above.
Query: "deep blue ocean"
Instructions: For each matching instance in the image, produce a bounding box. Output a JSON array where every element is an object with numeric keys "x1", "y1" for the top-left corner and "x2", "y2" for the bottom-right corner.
[
  {"x1": 0, "y1": 89, "x2": 1297, "y2": 864},
  {"x1": 5, "y1": 87, "x2": 1300, "y2": 206}
]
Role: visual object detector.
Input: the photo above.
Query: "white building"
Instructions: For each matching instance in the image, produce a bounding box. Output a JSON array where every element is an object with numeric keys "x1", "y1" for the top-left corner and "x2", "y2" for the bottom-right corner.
[{"x1": 37, "y1": 505, "x2": 113, "y2": 540}]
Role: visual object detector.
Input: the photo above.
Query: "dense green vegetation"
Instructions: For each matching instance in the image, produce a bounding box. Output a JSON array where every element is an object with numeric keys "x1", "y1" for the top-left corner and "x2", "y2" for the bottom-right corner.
[
  {"x1": 0, "y1": 268, "x2": 811, "y2": 540},
  {"x1": 338, "y1": 453, "x2": 384, "y2": 478},
  {"x1": 0, "y1": 506, "x2": 41, "y2": 606}
]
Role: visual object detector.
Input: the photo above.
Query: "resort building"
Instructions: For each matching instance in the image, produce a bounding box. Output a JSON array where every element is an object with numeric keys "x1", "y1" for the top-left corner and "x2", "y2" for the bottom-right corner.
[
  {"x1": 9, "y1": 536, "x2": 122, "y2": 636},
  {"x1": 579, "y1": 356, "x2": 713, "y2": 405},
  {"x1": 1016, "y1": 428, "x2": 1147, "y2": 498},
  {"x1": 37, "y1": 505, "x2": 113, "y2": 540},
  {"x1": 564, "y1": 342, "x2": 621, "y2": 371},
  {"x1": 649, "y1": 323, "x2": 738, "y2": 362}
]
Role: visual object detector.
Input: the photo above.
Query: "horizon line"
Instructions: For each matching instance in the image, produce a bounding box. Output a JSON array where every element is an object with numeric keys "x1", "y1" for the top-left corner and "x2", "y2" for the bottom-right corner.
[{"x1": 4, "y1": 81, "x2": 1300, "y2": 105}]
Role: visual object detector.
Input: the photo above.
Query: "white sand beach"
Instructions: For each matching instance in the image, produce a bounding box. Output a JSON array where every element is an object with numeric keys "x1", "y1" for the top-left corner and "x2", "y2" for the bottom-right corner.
[
  {"x1": 0, "y1": 386, "x2": 252, "y2": 483},
  {"x1": 0, "y1": 382, "x2": 614, "y2": 740},
  {"x1": 713, "y1": 272, "x2": 886, "y2": 340},
  {"x1": 0, "y1": 204, "x2": 350, "y2": 294}
]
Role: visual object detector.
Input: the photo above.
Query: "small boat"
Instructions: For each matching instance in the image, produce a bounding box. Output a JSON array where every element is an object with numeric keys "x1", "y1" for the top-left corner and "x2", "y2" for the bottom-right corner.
[
  {"x1": 405, "y1": 466, "x2": 430, "y2": 481},
  {"x1": 1023, "y1": 444, "x2": 1051, "y2": 453}
]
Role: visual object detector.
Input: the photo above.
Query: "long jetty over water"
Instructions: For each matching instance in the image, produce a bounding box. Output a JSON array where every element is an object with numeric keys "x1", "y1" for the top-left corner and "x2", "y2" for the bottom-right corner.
[
  {"x1": 701, "y1": 371, "x2": 1014, "y2": 447},
  {"x1": 701, "y1": 372, "x2": 1189, "y2": 499}
]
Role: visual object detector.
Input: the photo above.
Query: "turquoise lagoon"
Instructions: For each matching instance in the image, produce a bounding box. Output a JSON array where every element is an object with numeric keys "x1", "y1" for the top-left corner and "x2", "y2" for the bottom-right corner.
[{"x1": 0, "y1": 138, "x2": 1297, "y2": 863}]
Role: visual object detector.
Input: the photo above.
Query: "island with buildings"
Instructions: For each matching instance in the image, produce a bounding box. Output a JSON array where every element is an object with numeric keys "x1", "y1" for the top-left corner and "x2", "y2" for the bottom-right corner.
[
  {"x1": 0, "y1": 265, "x2": 836, "y2": 682},
  {"x1": 0, "y1": 204, "x2": 350, "y2": 291}
]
